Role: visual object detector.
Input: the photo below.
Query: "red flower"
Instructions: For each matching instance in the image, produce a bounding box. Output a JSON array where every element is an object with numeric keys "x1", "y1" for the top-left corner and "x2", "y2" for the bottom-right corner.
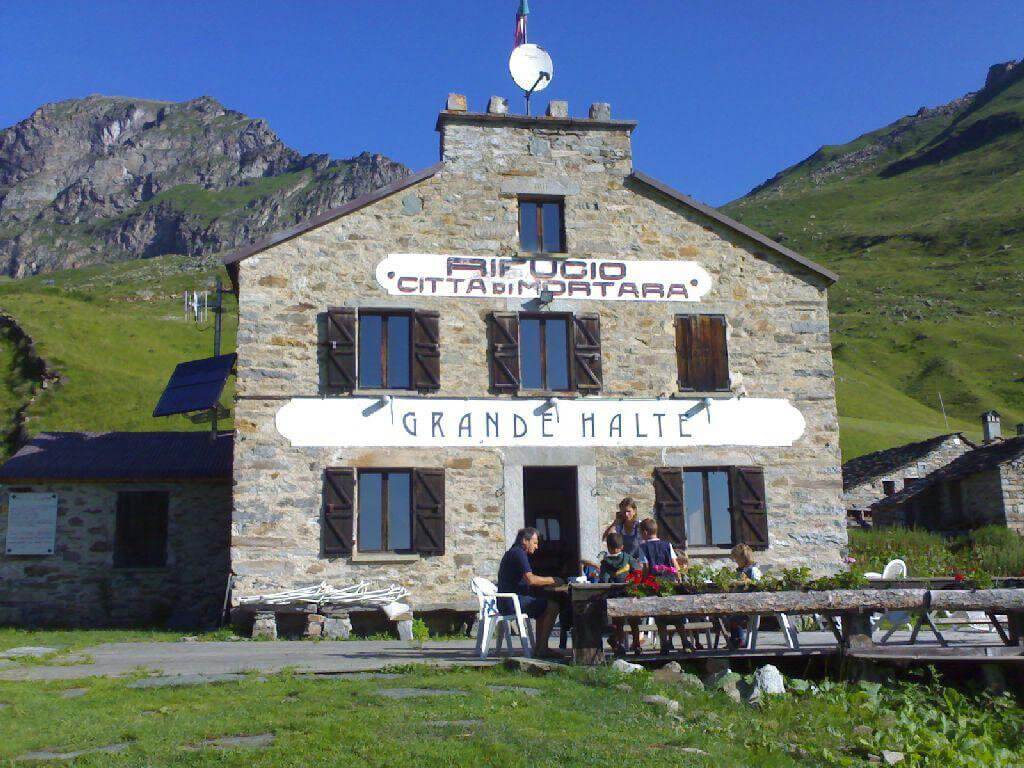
[{"x1": 952, "y1": 572, "x2": 966, "y2": 583}]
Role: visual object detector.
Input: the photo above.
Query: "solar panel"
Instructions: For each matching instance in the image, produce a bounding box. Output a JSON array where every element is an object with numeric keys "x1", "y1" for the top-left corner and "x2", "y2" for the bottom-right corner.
[{"x1": 152, "y1": 353, "x2": 236, "y2": 418}]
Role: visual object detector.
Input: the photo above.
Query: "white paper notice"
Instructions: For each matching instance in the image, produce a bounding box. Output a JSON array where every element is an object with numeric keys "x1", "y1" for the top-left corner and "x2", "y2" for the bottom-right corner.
[{"x1": 5, "y1": 492, "x2": 58, "y2": 555}]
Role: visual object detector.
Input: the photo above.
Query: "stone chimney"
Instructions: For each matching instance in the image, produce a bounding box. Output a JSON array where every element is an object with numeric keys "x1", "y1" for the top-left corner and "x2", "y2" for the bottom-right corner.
[{"x1": 982, "y1": 410, "x2": 1002, "y2": 443}]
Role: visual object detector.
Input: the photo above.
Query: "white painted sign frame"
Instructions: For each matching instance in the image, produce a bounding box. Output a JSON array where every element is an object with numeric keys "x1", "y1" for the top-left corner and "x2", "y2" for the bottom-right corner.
[
  {"x1": 5, "y1": 492, "x2": 58, "y2": 556},
  {"x1": 376, "y1": 254, "x2": 713, "y2": 302},
  {"x1": 276, "y1": 396, "x2": 805, "y2": 448}
]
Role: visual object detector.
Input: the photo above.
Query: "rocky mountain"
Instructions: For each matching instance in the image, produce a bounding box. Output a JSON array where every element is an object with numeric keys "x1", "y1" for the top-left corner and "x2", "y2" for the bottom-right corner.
[
  {"x1": 0, "y1": 95, "x2": 409, "y2": 276},
  {"x1": 725, "y1": 58, "x2": 1024, "y2": 456}
]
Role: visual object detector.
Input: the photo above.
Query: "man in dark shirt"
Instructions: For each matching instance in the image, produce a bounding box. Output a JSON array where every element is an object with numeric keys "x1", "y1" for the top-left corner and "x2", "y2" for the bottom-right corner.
[{"x1": 496, "y1": 527, "x2": 562, "y2": 657}]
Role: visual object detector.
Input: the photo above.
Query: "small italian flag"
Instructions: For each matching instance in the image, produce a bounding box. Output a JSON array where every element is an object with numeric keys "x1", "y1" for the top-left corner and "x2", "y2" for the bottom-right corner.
[{"x1": 514, "y1": 0, "x2": 529, "y2": 48}]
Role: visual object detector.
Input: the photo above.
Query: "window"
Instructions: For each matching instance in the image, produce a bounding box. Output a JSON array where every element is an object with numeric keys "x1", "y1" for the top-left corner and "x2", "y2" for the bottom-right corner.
[
  {"x1": 487, "y1": 312, "x2": 602, "y2": 394},
  {"x1": 114, "y1": 491, "x2": 169, "y2": 568},
  {"x1": 654, "y1": 466, "x2": 768, "y2": 549},
  {"x1": 520, "y1": 315, "x2": 571, "y2": 391},
  {"x1": 518, "y1": 197, "x2": 565, "y2": 253},
  {"x1": 903, "y1": 477, "x2": 919, "y2": 490},
  {"x1": 683, "y1": 469, "x2": 733, "y2": 546},
  {"x1": 675, "y1": 315, "x2": 730, "y2": 391},
  {"x1": 358, "y1": 470, "x2": 413, "y2": 553},
  {"x1": 882, "y1": 480, "x2": 896, "y2": 496},
  {"x1": 359, "y1": 311, "x2": 411, "y2": 389}
]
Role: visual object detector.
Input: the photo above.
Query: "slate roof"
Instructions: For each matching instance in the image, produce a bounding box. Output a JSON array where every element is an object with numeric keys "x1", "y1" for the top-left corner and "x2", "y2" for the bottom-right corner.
[
  {"x1": 0, "y1": 432, "x2": 233, "y2": 483},
  {"x1": 842, "y1": 433, "x2": 969, "y2": 491},
  {"x1": 872, "y1": 435, "x2": 1024, "y2": 512}
]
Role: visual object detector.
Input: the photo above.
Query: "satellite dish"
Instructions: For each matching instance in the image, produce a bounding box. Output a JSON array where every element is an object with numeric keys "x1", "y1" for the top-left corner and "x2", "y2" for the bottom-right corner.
[{"x1": 509, "y1": 43, "x2": 553, "y2": 94}]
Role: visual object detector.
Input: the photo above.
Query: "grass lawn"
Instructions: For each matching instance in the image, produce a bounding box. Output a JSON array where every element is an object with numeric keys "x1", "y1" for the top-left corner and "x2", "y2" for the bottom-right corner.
[{"x1": 1, "y1": 664, "x2": 1020, "y2": 767}]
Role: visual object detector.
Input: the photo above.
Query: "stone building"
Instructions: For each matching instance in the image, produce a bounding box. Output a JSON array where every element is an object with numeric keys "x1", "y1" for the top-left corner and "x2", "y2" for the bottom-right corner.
[
  {"x1": 842, "y1": 433, "x2": 973, "y2": 525},
  {"x1": 873, "y1": 433, "x2": 1024, "y2": 532},
  {"x1": 223, "y1": 95, "x2": 845, "y2": 608},
  {"x1": 0, "y1": 432, "x2": 231, "y2": 627}
]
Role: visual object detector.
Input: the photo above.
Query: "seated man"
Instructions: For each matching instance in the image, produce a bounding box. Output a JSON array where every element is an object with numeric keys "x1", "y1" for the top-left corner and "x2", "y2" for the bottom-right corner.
[{"x1": 496, "y1": 527, "x2": 563, "y2": 658}]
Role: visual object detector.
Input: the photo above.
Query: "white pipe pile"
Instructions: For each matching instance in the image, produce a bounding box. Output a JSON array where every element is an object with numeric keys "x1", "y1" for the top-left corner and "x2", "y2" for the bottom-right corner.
[{"x1": 237, "y1": 581, "x2": 409, "y2": 608}]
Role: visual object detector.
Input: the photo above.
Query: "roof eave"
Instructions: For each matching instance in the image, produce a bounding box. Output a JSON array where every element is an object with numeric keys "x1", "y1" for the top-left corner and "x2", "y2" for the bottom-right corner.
[{"x1": 628, "y1": 170, "x2": 839, "y2": 285}]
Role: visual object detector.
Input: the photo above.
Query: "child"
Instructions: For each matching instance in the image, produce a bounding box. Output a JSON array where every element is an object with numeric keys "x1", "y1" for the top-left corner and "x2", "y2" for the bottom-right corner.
[
  {"x1": 638, "y1": 518, "x2": 686, "y2": 651},
  {"x1": 726, "y1": 544, "x2": 762, "y2": 648},
  {"x1": 599, "y1": 532, "x2": 640, "y2": 654}
]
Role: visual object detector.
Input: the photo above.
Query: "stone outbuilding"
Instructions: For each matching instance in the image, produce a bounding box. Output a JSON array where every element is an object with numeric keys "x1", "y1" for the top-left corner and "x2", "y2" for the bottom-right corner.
[
  {"x1": 222, "y1": 96, "x2": 846, "y2": 609},
  {"x1": 872, "y1": 435, "x2": 1024, "y2": 532},
  {"x1": 842, "y1": 433, "x2": 973, "y2": 525},
  {"x1": 0, "y1": 431, "x2": 232, "y2": 627}
]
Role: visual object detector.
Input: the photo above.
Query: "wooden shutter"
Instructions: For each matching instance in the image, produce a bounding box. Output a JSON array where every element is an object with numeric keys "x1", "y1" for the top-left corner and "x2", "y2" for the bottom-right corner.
[
  {"x1": 411, "y1": 310, "x2": 441, "y2": 391},
  {"x1": 412, "y1": 468, "x2": 445, "y2": 556},
  {"x1": 487, "y1": 312, "x2": 520, "y2": 393},
  {"x1": 572, "y1": 314, "x2": 602, "y2": 394},
  {"x1": 324, "y1": 308, "x2": 357, "y2": 392},
  {"x1": 730, "y1": 467, "x2": 768, "y2": 550},
  {"x1": 653, "y1": 467, "x2": 686, "y2": 546},
  {"x1": 114, "y1": 491, "x2": 168, "y2": 568},
  {"x1": 675, "y1": 315, "x2": 729, "y2": 391},
  {"x1": 322, "y1": 468, "x2": 355, "y2": 556}
]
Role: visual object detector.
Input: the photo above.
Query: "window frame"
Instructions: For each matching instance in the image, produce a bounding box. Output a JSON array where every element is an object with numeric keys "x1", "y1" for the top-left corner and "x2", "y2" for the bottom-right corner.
[
  {"x1": 356, "y1": 468, "x2": 414, "y2": 554},
  {"x1": 675, "y1": 313, "x2": 731, "y2": 393},
  {"x1": 113, "y1": 490, "x2": 169, "y2": 569},
  {"x1": 882, "y1": 480, "x2": 897, "y2": 496},
  {"x1": 357, "y1": 308, "x2": 414, "y2": 392},
  {"x1": 518, "y1": 312, "x2": 573, "y2": 393},
  {"x1": 517, "y1": 195, "x2": 566, "y2": 254},
  {"x1": 683, "y1": 466, "x2": 734, "y2": 548}
]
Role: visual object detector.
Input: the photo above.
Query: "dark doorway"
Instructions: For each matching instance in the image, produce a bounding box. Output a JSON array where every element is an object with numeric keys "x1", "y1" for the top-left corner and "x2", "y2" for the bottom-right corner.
[{"x1": 523, "y1": 466, "x2": 579, "y2": 578}]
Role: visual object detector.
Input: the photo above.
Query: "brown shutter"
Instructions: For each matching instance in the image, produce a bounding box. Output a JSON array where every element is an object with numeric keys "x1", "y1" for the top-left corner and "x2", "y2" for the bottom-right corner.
[
  {"x1": 322, "y1": 467, "x2": 355, "y2": 556},
  {"x1": 572, "y1": 313, "x2": 602, "y2": 393},
  {"x1": 324, "y1": 308, "x2": 357, "y2": 392},
  {"x1": 487, "y1": 312, "x2": 520, "y2": 393},
  {"x1": 675, "y1": 315, "x2": 729, "y2": 391},
  {"x1": 411, "y1": 310, "x2": 441, "y2": 391},
  {"x1": 412, "y1": 468, "x2": 445, "y2": 555},
  {"x1": 730, "y1": 467, "x2": 768, "y2": 550},
  {"x1": 653, "y1": 467, "x2": 686, "y2": 546}
]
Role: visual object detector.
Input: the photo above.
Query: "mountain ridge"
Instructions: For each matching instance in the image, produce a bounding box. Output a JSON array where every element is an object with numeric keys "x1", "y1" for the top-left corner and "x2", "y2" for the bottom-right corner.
[{"x1": 0, "y1": 94, "x2": 409, "y2": 276}]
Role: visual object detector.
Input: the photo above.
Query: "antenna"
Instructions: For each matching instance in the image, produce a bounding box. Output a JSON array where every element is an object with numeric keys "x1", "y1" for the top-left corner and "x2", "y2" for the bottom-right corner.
[
  {"x1": 184, "y1": 290, "x2": 208, "y2": 323},
  {"x1": 509, "y1": 43, "x2": 554, "y2": 115}
]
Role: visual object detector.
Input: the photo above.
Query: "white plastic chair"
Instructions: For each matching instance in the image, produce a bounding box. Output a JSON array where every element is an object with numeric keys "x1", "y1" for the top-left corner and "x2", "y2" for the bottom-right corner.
[
  {"x1": 864, "y1": 559, "x2": 907, "y2": 580},
  {"x1": 471, "y1": 576, "x2": 535, "y2": 659}
]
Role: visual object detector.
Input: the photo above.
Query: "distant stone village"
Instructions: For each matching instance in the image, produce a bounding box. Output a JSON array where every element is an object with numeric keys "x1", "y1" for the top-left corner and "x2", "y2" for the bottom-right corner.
[{"x1": 0, "y1": 93, "x2": 1022, "y2": 631}]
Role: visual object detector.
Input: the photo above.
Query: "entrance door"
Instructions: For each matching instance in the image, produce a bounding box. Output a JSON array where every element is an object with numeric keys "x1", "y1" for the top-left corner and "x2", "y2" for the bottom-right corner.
[{"x1": 522, "y1": 466, "x2": 579, "y2": 578}]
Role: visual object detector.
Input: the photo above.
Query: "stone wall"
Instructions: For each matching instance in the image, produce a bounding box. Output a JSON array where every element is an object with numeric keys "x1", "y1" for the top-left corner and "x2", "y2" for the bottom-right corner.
[
  {"x1": 843, "y1": 436, "x2": 971, "y2": 512},
  {"x1": 1000, "y1": 460, "x2": 1024, "y2": 533},
  {"x1": 231, "y1": 106, "x2": 845, "y2": 605},
  {"x1": 0, "y1": 482, "x2": 230, "y2": 628}
]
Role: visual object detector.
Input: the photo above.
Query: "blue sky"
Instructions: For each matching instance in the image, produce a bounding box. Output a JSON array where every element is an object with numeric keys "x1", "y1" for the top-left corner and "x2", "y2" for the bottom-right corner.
[{"x1": 3, "y1": 1, "x2": 1022, "y2": 205}]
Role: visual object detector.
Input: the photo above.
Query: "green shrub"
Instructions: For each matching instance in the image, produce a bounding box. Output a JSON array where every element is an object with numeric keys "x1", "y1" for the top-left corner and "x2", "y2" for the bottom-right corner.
[{"x1": 849, "y1": 525, "x2": 1024, "y2": 578}]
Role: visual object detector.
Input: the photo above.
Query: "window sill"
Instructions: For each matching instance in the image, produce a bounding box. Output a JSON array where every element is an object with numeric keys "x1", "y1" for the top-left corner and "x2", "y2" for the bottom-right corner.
[
  {"x1": 351, "y1": 552, "x2": 421, "y2": 564},
  {"x1": 672, "y1": 391, "x2": 735, "y2": 400},
  {"x1": 685, "y1": 546, "x2": 733, "y2": 558}
]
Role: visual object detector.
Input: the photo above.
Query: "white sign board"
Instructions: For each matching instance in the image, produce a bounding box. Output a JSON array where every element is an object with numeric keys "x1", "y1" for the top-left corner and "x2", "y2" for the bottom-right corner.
[
  {"x1": 376, "y1": 254, "x2": 712, "y2": 302},
  {"x1": 276, "y1": 397, "x2": 805, "y2": 448},
  {"x1": 5, "y1": 492, "x2": 58, "y2": 555}
]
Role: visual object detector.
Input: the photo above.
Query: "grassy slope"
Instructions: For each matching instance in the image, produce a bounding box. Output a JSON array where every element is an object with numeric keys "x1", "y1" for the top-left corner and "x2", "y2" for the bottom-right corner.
[
  {"x1": 0, "y1": 255, "x2": 236, "y2": 443},
  {"x1": 726, "y1": 72, "x2": 1024, "y2": 458}
]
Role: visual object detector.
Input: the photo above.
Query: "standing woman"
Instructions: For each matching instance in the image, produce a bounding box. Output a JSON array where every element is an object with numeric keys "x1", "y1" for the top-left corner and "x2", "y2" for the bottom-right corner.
[
  {"x1": 601, "y1": 497, "x2": 646, "y2": 654},
  {"x1": 602, "y1": 497, "x2": 643, "y2": 561}
]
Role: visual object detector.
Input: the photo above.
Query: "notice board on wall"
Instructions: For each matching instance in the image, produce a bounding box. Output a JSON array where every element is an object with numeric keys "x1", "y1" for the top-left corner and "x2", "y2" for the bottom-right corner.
[{"x1": 5, "y1": 492, "x2": 58, "y2": 555}]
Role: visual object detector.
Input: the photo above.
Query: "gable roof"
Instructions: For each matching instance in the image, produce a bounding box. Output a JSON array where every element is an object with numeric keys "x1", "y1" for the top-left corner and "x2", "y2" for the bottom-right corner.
[
  {"x1": 221, "y1": 163, "x2": 443, "y2": 290},
  {"x1": 629, "y1": 171, "x2": 838, "y2": 284},
  {"x1": 872, "y1": 435, "x2": 1024, "y2": 511},
  {"x1": 842, "y1": 433, "x2": 970, "y2": 491},
  {"x1": 0, "y1": 432, "x2": 233, "y2": 484}
]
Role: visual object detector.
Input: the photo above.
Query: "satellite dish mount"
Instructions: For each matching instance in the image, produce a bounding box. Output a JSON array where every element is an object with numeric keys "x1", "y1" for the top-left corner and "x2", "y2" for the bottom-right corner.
[{"x1": 509, "y1": 43, "x2": 554, "y2": 115}]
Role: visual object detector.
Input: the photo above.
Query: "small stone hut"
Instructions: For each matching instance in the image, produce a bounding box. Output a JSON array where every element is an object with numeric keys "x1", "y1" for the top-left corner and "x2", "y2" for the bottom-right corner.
[
  {"x1": 872, "y1": 435, "x2": 1024, "y2": 532},
  {"x1": 223, "y1": 95, "x2": 846, "y2": 609},
  {"x1": 0, "y1": 432, "x2": 232, "y2": 627},
  {"x1": 842, "y1": 433, "x2": 973, "y2": 524}
]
